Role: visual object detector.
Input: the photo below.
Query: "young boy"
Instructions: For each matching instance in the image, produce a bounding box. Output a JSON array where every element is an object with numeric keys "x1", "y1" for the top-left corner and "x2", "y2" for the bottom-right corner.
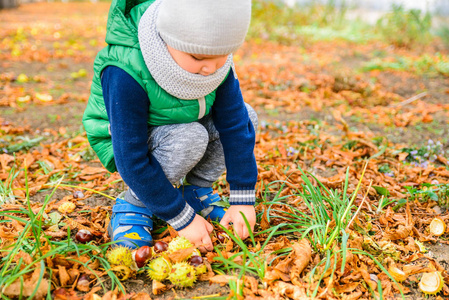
[{"x1": 83, "y1": 0, "x2": 258, "y2": 252}]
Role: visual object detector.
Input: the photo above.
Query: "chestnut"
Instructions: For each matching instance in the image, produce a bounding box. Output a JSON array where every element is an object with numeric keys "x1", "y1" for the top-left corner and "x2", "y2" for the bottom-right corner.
[
  {"x1": 153, "y1": 241, "x2": 168, "y2": 253},
  {"x1": 76, "y1": 274, "x2": 91, "y2": 292},
  {"x1": 187, "y1": 255, "x2": 203, "y2": 267},
  {"x1": 134, "y1": 245, "x2": 152, "y2": 268},
  {"x1": 216, "y1": 231, "x2": 229, "y2": 243},
  {"x1": 75, "y1": 229, "x2": 93, "y2": 243}
]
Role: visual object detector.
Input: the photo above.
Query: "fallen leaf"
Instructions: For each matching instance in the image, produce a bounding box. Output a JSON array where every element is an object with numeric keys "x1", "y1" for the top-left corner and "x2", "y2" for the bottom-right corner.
[
  {"x1": 290, "y1": 239, "x2": 312, "y2": 286},
  {"x1": 209, "y1": 274, "x2": 238, "y2": 285},
  {"x1": 2, "y1": 265, "x2": 49, "y2": 299},
  {"x1": 131, "y1": 292, "x2": 152, "y2": 300},
  {"x1": 58, "y1": 265, "x2": 71, "y2": 287},
  {"x1": 167, "y1": 246, "x2": 195, "y2": 263},
  {"x1": 152, "y1": 280, "x2": 167, "y2": 295}
]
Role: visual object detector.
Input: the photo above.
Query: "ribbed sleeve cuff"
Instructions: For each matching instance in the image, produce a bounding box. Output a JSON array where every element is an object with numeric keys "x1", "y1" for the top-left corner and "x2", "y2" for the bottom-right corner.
[
  {"x1": 167, "y1": 203, "x2": 196, "y2": 231},
  {"x1": 229, "y1": 189, "x2": 256, "y2": 205}
]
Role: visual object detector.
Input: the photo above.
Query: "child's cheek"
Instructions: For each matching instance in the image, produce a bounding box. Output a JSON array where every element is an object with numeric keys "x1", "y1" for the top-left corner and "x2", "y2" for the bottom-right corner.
[{"x1": 179, "y1": 61, "x2": 200, "y2": 74}]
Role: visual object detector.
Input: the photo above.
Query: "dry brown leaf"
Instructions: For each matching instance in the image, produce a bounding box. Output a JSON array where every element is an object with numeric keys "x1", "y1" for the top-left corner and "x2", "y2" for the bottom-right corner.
[
  {"x1": 131, "y1": 292, "x2": 152, "y2": 300},
  {"x1": 197, "y1": 260, "x2": 215, "y2": 281},
  {"x1": 383, "y1": 224, "x2": 413, "y2": 241},
  {"x1": 84, "y1": 294, "x2": 103, "y2": 300},
  {"x1": 67, "y1": 268, "x2": 80, "y2": 286},
  {"x1": 274, "y1": 256, "x2": 294, "y2": 274},
  {"x1": 2, "y1": 266, "x2": 49, "y2": 299},
  {"x1": 334, "y1": 282, "x2": 359, "y2": 294},
  {"x1": 263, "y1": 268, "x2": 291, "y2": 283},
  {"x1": 343, "y1": 288, "x2": 363, "y2": 300},
  {"x1": 260, "y1": 206, "x2": 271, "y2": 230},
  {"x1": 102, "y1": 288, "x2": 132, "y2": 300},
  {"x1": 52, "y1": 287, "x2": 83, "y2": 300},
  {"x1": 403, "y1": 264, "x2": 433, "y2": 275},
  {"x1": 83, "y1": 287, "x2": 102, "y2": 300},
  {"x1": 152, "y1": 280, "x2": 167, "y2": 295},
  {"x1": 0, "y1": 153, "x2": 15, "y2": 170},
  {"x1": 167, "y1": 246, "x2": 196, "y2": 263},
  {"x1": 271, "y1": 281, "x2": 308, "y2": 299},
  {"x1": 15, "y1": 251, "x2": 33, "y2": 266},
  {"x1": 79, "y1": 166, "x2": 106, "y2": 175},
  {"x1": 290, "y1": 239, "x2": 312, "y2": 286},
  {"x1": 225, "y1": 237, "x2": 234, "y2": 252},
  {"x1": 58, "y1": 265, "x2": 71, "y2": 287},
  {"x1": 244, "y1": 276, "x2": 259, "y2": 294},
  {"x1": 209, "y1": 274, "x2": 238, "y2": 285}
]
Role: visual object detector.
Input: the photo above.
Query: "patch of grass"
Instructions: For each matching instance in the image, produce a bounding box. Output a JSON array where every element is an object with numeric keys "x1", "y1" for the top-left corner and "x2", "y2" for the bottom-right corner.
[
  {"x1": 436, "y1": 24, "x2": 449, "y2": 48},
  {"x1": 0, "y1": 169, "x2": 123, "y2": 297},
  {"x1": 0, "y1": 135, "x2": 45, "y2": 154},
  {"x1": 249, "y1": 0, "x2": 350, "y2": 44},
  {"x1": 362, "y1": 53, "x2": 449, "y2": 76},
  {"x1": 258, "y1": 165, "x2": 367, "y2": 253},
  {"x1": 295, "y1": 22, "x2": 377, "y2": 43},
  {"x1": 404, "y1": 182, "x2": 449, "y2": 207},
  {"x1": 376, "y1": 4, "x2": 432, "y2": 48},
  {"x1": 213, "y1": 213, "x2": 275, "y2": 282},
  {"x1": 217, "y1": 163, "x2": 406, "y2": 298},
  {"x1": 0, "y1": 166, "x2": 19, "y2": 205}
]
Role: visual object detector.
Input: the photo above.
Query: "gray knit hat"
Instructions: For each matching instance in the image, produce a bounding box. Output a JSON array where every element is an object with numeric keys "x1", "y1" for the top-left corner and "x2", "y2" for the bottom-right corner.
[{"x1": 156, "y1": 0, "x2": 251, "y2": 55}]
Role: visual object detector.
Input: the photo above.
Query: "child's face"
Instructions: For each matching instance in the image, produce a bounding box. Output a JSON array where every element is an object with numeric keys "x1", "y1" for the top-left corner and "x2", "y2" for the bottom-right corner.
[{"x1": 167, "y1": 45, "x2": 229, "y2": 76}]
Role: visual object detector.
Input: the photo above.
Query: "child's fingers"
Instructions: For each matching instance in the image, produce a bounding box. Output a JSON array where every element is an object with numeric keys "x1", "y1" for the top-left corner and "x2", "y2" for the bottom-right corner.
[
  {"x1": 233, "y1": 223, "x2": 244, "y2": 239},
  {"x1": 241, "y1": 224, "x2": 249, "y2": 240},
  {"x1": 219, "y1": 214, "x2": 231, "y2": 228},
  {"x1": 205, "y1": 221, "x2": 214, "y2": 234},
  {"x1": 202, "y1": 235, "x2": 214, "y2": 251}
]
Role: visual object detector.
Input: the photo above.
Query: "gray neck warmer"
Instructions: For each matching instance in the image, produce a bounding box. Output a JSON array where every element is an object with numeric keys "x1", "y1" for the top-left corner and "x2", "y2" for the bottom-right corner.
[{"x1": 138, "y1": 0, "x2": 233, "y2": 100}]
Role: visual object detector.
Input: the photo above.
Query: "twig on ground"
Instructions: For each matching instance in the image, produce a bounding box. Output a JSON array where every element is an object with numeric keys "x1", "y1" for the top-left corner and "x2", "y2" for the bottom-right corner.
[{"x1": 389, "y1": 92, "x2": 428, "y2": 108}]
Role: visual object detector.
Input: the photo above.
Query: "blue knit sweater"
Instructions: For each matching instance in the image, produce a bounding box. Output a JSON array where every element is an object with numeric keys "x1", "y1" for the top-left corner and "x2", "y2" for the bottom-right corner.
[{"x1": 101, "y1": 66, "x2": 257, "y2": 230}]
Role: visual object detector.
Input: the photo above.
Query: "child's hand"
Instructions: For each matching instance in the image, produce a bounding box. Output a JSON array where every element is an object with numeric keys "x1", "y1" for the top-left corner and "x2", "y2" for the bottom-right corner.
[
  {"x1": 220, "y1": 205, "x2": 256, "y2": 240},
  {"x1": 178, "y1": 215, "x2": 214, "y2": 252}
]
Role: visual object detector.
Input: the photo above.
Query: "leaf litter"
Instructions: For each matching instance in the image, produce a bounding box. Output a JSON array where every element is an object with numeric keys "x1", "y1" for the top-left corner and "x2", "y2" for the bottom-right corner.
[{"x1": 1, "y1": 2, "x2": 449, "y2": 299}]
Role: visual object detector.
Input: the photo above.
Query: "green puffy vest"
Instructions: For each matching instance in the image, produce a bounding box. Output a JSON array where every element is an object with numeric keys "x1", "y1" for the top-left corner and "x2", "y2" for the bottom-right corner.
[{"x1": 82, "y1": 0, "x2": 224, "y2": 173}]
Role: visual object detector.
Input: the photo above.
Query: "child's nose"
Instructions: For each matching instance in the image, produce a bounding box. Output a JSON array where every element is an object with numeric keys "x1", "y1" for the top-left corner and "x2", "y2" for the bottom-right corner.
[
  {"x1": 201, "y1": 65, "x2": 214, "y2": 75},
  {"x1": 201, "y1": 60, "x2": 220, "y2": 75}
]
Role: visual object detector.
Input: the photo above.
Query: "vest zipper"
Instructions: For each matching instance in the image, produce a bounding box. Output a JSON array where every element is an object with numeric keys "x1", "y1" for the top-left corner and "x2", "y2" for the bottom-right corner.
[{"x1": 198, "y1": 96, "x2": 206, "y2": 119}]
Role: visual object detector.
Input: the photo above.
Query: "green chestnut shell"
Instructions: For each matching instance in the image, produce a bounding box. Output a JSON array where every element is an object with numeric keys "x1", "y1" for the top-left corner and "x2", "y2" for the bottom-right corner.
[
  {"x1": 106, "y1": 246, "x2": 133, "y2": 267},
  {"x1": 147, "y1": 256, "x2": 172, "y2": 281},
  {"x1": 168, "y1": 262, "x2": 197, "y2": 287},
  {"x1": 168, "y1": 236, "x2": 194, "y2": 253}
]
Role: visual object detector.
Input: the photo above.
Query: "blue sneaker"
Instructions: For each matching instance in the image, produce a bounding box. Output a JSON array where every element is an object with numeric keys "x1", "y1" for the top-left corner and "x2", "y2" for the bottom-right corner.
[
  {"x1": 107, "y1": 198, "x2": 153, "y2": 249},
  {"x1": 178, "y1": 185, "x2": 226, "y2": 221}
]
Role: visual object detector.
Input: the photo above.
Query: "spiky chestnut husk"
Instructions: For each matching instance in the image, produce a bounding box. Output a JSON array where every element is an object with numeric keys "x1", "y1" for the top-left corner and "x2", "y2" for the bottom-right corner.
[
  {"x1": 147, "y1": 256, "x2": 172, "y2": 281},
  {"x1": 195, "y1": 264, "x2": 207, "y2": 275},
  {"x1": 168, "y1": 237, "x2": 194, "y2": 253},
  {"x1": 106, "y1": 246, "x2": 133, "y2": 267},
  {"x1": 419, "y1": 271, "x2": 444, "y2": 295},
  {"x1": 168, "y1": 262, "x2": 197, "y2": 288}
]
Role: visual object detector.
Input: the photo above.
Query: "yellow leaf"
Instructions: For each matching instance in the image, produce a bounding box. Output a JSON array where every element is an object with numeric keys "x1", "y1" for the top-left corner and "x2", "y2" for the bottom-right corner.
[{"x1": 35, "y1": 93, "x2": 53, "y2": 102}]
